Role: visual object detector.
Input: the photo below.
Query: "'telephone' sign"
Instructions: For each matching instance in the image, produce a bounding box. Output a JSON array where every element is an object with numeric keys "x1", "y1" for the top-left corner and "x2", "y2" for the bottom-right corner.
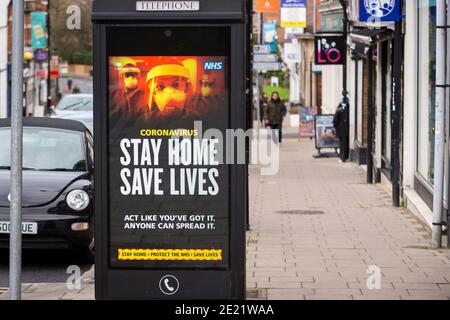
[{"x1": 136, "y1": 1, "x2": 200, "y2": 11}]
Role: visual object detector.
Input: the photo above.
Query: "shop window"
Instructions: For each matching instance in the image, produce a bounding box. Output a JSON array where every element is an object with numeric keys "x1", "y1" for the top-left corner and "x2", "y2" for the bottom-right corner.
[{"x1": 416, "y1": 0, "x2": 436, "y2": 185}]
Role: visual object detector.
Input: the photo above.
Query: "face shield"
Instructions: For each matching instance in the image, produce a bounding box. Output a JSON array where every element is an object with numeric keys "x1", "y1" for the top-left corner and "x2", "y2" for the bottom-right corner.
[{"x1": 120, "y1": 65, "x2": 141, "y2": 90}]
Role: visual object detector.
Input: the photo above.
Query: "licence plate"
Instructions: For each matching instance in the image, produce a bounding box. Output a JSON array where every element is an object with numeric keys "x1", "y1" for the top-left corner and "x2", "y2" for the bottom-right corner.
[{"x1": 0, "y1": 222, "x2": 38, "y2": 235}]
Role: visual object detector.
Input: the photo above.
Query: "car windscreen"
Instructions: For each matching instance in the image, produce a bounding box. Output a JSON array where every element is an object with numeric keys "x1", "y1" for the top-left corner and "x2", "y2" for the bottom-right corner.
[
  {"x1": 0, "y1": 127, "x2": 87, "y2": 172},
  {"x1": 57, "y1": 95, "x2": 93, "y2": 111}
]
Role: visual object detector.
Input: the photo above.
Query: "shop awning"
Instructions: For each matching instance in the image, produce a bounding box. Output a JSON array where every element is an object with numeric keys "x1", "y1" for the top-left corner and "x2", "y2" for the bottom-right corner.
[
  {"x1": 350, "y1": 28, "x2": 393, "y2": 46},
  {"x1": 350, "y1": 28, "x2": 393, "y2": 58}
]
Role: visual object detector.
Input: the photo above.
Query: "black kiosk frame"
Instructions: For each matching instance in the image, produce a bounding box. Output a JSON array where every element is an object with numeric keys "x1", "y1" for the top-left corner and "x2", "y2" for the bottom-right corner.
[{"x1": 93, "y1": 0, "x2": 247, "y2": 300}]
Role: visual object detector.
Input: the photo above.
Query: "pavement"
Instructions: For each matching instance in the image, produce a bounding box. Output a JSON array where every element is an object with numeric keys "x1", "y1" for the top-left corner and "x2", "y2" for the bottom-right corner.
[{"x1": 1, "y1": 125, "x2": 450, "y2": 300}]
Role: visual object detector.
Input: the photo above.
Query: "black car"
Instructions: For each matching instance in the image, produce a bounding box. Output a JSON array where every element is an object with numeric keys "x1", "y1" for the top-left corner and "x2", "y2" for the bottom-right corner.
[{"x1": 0, "y1": 118, "x2": 94, "y2": 261}]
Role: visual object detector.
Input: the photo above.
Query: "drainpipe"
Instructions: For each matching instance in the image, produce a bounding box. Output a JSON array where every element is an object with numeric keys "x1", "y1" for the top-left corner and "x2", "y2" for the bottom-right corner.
[
  {"x1": 367, "y1": 46, "x2": 374, "y2": 184},
  {"x1": 446, "y1": 0, "x2": 450, "y2": 248},
  {"x1": 432, "y1": 0, "x2": 447, "y2": 248},
  {"x1": 391, "y1": 20, "x2": 403, "y2": 207}
]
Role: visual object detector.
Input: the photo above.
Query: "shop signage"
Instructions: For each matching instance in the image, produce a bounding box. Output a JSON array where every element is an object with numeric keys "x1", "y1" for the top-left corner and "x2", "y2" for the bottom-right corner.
[
  {"x1": 299, "y1": 106, "x2": 316, "y2": 138},
  {"x1": 34, "y1": 49, "x2": 48, "y2": 62},
  {"x1": 283, "y1": 42, "x2": 301, "y2": 64},
  {"x1": 315, "y1": 115, "x2": 340, "y2": 150},
  {"x1": 281, "y1": 0, "x2": 306, "y2": 28},
  {"x1": 31, "y1": 12, "x2": 47, "y2": 49},
  {"x1": 255, "y1": 0, "x2": 280, "y2": 13},
  {"x1": 314, "y1": 35, "x2": 346, "y2": 65},
  {"x1": 359, "y1": 0, "x2": 402, "y2": 22},
  {"x1": 263, "y1": 21, "x2": 277, "y2": 53}
]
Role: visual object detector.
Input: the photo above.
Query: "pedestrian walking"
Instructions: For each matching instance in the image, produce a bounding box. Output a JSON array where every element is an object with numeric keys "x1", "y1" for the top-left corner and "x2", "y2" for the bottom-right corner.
[
  {"x1": 67, "y1": 78, "x2": 73, "y2": 91},
  {"x1": 333, "y1": 90, "x2": 350, "y2": 162},
  {"x1": 264, "y1": 91, "x2": 287, "y2": 144}
]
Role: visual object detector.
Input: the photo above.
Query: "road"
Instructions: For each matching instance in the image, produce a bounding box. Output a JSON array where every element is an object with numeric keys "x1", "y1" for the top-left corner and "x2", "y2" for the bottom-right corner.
[
  {"x1": 0, "y1": 249, "x2": 92, "y2": 288},
  {"x1": 58, "y1": 77, "x2": 93, "y2": 95}
]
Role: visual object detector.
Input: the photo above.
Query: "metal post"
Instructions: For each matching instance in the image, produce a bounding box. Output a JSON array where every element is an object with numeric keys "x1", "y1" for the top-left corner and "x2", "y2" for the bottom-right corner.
[
  {"x1": 339, "y1": 0, "x2": 348, "y2": 92},
  {"x1": 259, "y1": 12, "x2": 263, "y2": 45},
  {"x1": 246, "y1": 0, "x2": 252, "y2": 232},
  {"x1": 391, "y1": 21, "x2": 403, "y2": 207},
  {"x1": 339, "y1": 1, "x2": 349, "y2": 158},
  {"x1": 10, "y1": 0, "x2": 24, "y2": 300},
  {"x1": 313, "y1": 0, "x2": 316, "y2": 34},
  {"x1": 367, "y1": 47, "x2": 374, "y2": 184},
  {"x1": 354, "y1": 58, "x2": 358, "y2": 139},
  {"x1": 46, "y1": 0, "x2": 51, "y2": 114},
  {"x1": 432, "y1": 0, "x2": 446, "y2": 248},
  {"x1": 446, "y1": 0, "x2": 450, "y2": 248},
  {"x1": 310, "y1": 60, "x2": 313, "y2": 109},
  {"x1": 256, "y1": 74, "x2": 261, "y2": 127}
]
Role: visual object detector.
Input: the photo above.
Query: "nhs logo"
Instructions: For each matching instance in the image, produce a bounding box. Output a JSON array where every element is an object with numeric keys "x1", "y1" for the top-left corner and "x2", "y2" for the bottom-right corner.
[{"x1": 204, "y1": 62, "x2": 224, "y2": 71}]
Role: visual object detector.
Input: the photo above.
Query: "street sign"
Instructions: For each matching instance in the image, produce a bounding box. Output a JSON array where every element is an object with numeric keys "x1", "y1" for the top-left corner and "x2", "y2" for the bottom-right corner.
[
  {"x1": 92, "y1": 0, "x2": 247, "y2": 300},
  {"x1": 253, "y1": 54, "x2": 278, "y2": 63},
  {"x1": 253, "y1": 44, "x2": 272, "y2": 54},
  {"x1": 254, "y1": 62, "x2": 282, "y2": 71}
]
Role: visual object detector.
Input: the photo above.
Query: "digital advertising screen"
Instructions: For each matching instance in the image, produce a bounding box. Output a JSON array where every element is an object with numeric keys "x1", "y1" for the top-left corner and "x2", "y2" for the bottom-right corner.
[{"x1": 107, "y1": 39, "x2": 230, "y2": 269}]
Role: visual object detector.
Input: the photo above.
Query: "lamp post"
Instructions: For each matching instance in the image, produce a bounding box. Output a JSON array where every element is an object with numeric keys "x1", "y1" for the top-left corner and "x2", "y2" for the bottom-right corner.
[
  {"x1": 44, "y1": 0, "x2": 51, "y2": 115},
  {"x1": 338, "y1": 0, "x2": 348, "y2": 93}
]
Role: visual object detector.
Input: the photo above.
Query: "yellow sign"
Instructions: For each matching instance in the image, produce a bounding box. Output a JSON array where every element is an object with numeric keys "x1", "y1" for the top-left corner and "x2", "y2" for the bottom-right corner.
[
  {"x1": 281, "y1": 21, "x2": 307, "y2": 28},
  {"x1": 118, "y1": 249, "x2": 223, "y2": 261}
]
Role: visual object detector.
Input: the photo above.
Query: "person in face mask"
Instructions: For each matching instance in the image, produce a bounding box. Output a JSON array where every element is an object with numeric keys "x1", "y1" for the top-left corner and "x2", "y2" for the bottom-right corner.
[
  {"x1": 193, "y1": 73, "x2": 225, "y2": 115},
  {"x1": 146, "y1": 58, "x2": 192, "y2": 117},
  {"x1": 110, "y1": 58, "x2": 148, "y2": 118}
]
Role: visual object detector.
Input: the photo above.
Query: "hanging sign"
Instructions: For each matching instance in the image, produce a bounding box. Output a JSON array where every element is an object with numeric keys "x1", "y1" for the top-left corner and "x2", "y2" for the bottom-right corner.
[
  {"x1": 283, "y1": 42, "x2": 301, "y2": 64},
  {"x1": 263, "y1": 21, "x2": 277, "y2": 53},
  {"x1": 314, "y1": 35, "x2": 346, "y2": 65},
  {"x1": 281, "y1": 0, "x2": 306, "y2": 28},
  {"x1": 31, "y1": 12, "x2": 47, "y2": 49},
  {"x1": 359, "y1": 0, "x2": 402, "y2": 22},
  {"x1": 255, "y1": 0, "x2": 280, "y2": 13},
  {"x1": 315, "y1": 115, "x2": 340, "y2": 150}
]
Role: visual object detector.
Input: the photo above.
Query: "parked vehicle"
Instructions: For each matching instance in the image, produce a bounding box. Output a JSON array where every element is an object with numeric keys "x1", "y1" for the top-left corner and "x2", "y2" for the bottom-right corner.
[
  {"x1": 52, "y1": 93, "x2": 93, "y2": 118},
  {"x1": 59, "y1": 111, "x2": 94, "y2": 134},
  {"x1": 0, "y1": 118, "x2": 94, "y2": 261}
]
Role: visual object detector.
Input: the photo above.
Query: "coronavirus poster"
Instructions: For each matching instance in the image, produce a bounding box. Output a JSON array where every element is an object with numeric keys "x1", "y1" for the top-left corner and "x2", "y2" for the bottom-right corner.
[{"x1": 108, "y1": 56, "x2": 229, "y2": 269}]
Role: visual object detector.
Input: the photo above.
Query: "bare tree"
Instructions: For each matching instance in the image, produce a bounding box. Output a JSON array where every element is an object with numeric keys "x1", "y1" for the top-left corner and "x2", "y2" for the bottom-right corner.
[{"x1": 50, "y1": 0, "x2": 93, "y2": 64}]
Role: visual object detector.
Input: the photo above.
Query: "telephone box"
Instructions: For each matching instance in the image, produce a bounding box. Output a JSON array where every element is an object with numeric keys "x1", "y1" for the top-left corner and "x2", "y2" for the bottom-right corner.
[{"x1": 92, "y1": 0, "x2": 248, "y2": 299}]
